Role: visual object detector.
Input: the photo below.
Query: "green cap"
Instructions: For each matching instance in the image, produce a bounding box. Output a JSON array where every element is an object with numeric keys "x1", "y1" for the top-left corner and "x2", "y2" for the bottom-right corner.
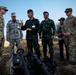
[
  {"x1": 0, "y1": 6, "x2": 8, "y2": 11},
  {"x1": 65, "y1": 8, "x2": 72, "y2": 13}
]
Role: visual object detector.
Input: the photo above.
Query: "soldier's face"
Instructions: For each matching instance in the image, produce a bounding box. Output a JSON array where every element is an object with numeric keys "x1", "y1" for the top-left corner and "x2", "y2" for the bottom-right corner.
[
  {"x1": 12, "y1": 16, "x2": 16, "y2": 20},
  {"x1": 60, "y1": 20, "x2": 64, "y2": 24},
  {"x1": 28, "y1": 12, "x2": 33, "y2": 19},
  {"x1": 1, "y1": 9, "x2": 6, "y2": 15},
  {"x1": 44, "y1": 13, "x2": 49, "y2": 19},
  {"x1": 66, "y1": 12, "x2": 72, "y2": 17}
]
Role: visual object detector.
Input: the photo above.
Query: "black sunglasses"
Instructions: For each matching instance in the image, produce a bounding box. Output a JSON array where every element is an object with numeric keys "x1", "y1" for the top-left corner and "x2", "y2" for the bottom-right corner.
[{"x1": 65, "y1": 11, "x2": 70, "y2": 13}]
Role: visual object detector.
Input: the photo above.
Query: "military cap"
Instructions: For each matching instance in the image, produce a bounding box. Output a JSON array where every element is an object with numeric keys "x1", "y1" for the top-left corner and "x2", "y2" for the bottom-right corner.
[
  {"x1": 27, "y1": 9, "x2": 33, "y2": 13},
  {"x1": 58, "y1": 17, "x2": 65, "y2": 21},
  {"x1": 11, "y1": 12, "x2": 16, "y2": 16},
  {"x1": 0, "y1": 6, "x2": 8, "y2": 11},
  {"x1": 65, "y1": 8, "x2": 72, "y2": 13}
]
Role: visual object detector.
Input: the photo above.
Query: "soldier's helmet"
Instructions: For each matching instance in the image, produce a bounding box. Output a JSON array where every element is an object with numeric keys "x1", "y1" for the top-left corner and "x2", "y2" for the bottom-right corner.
[
  {"x1": 65, "y1": 8, "x2": 72, "y2": 13},
  {"x1": 0, "y1": 6, "x2": 8, "y2": 11}
]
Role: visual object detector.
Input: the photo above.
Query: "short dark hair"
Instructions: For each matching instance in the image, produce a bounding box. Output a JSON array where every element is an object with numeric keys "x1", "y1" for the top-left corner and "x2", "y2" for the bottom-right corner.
[
  {"x1": 43, "y1": 11, "x2": 49, "y2": 15},
  {"x1": 27, "y1": 9, "x2": 33, "y2": 13}
]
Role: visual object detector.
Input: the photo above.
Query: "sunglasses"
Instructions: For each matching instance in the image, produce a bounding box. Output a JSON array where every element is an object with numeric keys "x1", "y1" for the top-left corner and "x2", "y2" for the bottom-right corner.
[
  {"x1": 65, "y1": 11, "x2": 70, "y2": 13},
  {"x1": 66, "y1": 12, "x2": 69, "y2": 13}
]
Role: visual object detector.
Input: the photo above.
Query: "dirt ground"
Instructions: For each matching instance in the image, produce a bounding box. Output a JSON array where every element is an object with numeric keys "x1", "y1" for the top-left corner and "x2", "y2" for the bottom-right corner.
[{"x1": 2, "y1": 39, "x2": 76, "y2": 75}]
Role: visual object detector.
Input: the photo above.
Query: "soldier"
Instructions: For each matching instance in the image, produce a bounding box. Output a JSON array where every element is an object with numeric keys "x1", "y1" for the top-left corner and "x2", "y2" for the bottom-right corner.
[
  {"x1": 6, "y1": 12, "x2": 23, "y2": 56},
  {"x1": 0, "y1": 6, "x2": 8, "y2": 56},
  {"x1": 57, "y1": 17, "x2": 69, "y2": 61},
  {"x1": 21, "y1": 9, "x2": 40, "y2": 58},
  {"x1": 39, "y1": 11, "x2": 56, "y2": 60},
  {"x1": 63, "y1": 8, "x2": 76, "y2": 61},
  {"x1": 6, "y1": 12, "x2": 23, "y2": 74}
]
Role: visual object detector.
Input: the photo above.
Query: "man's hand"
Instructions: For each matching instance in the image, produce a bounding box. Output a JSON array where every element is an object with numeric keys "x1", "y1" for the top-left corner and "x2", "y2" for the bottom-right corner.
[
  {"x1": 51, "y1": 36, "x2": 54, "y2": 39},
  {"x1": 20, "y1": 20, "x2": 23, "y2": 26},
  {"x1": 63, "y1": 32, "x2": 71, "y2": 36},
  {"x1": 39, "y1": 36, "x2": 42, "y2": 39},
  {"x1": 6, "y1": 38, "x2": 10, "y2": 42},
  {"x1": 7, "y1": 40, "x2": 9, "y2": 42},
  {"x1": 26, "y1": 28, "x2": 32, "y2": 31},
  {"x1": 20, "y1": 22, "x2": 23, "y2": 26},
  {"x1": 57, "y1": 33, "x2": 63, "y2": 37},
  {"x1": 20, "y1": 39, "x2": 23, "y2": 41}
]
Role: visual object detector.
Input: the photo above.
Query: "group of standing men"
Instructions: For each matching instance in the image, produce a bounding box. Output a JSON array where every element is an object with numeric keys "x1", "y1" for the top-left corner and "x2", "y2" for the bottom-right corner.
[
  {"x1": 6, "y1": 9, "x2": 56, "y2": 60},
  {"x1": 0, "y1": 6, "x2": 76, "y2": 62}
]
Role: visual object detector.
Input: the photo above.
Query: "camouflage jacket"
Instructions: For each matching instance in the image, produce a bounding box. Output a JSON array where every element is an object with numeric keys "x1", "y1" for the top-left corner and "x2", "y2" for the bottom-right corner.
[
  {"x1": 0, "y1": 16, "x2": 4, "y2": 40},
  {"x1": 6, "y1": 20, "x2": 23, "y2": 40},
  {"x1": 64, "y1": 16, "x2": 76, "y2": 46},
  {"x1": 39, "y1": 19, "x2": 56, "y2": 38}
]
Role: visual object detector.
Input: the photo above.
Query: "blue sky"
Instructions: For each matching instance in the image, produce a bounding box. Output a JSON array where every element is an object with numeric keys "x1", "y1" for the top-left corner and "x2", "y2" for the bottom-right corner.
[{"x1": 0, "y1": 0, "x2": 76, "y2": 39}]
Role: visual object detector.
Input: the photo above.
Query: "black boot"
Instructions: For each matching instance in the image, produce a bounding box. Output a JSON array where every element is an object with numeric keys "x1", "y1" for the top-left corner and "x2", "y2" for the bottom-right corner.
[
  {"x1": 50, "y1": 52, "x2": 53, "y2": 60},
  {"x1": 44, "y1": 52, "x2": 47, "y2": 59}
]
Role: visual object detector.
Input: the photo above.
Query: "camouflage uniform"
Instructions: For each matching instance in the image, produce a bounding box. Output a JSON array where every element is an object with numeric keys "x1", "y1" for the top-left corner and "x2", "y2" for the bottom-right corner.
[
  {"x1": 6, "y1": 20, "x2": 23, "y2": 55},
  {"x1": 0, "y1": 6, "x2": 8, "y2": 56},
  {"x1": 39, "y1": 19, "x2": 56, "y2": 59},
  {"x1": 0, "y1": 16, "x2": 4, "y2": 56},
  {"x1": 64, "y1": 16, "x2": 76, "y2": 61}
]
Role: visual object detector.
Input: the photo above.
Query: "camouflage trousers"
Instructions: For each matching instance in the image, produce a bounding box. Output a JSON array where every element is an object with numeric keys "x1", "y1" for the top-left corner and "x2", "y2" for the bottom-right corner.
[
  {"x1": 9, "y1": 39, "x2": 22, "y2": 55},
  {"x1": 69, "y1": 45, "x2": 76, "y2": 61},
  {"x1": 42, "y1": 37, "x2": 54, "y2": 59},
  {"x1": 65, "y1": 37, "x2": 76, "y2": 61},
  {"x1": 0, "y1": 38, "x2": 4, "y2": 56}
]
